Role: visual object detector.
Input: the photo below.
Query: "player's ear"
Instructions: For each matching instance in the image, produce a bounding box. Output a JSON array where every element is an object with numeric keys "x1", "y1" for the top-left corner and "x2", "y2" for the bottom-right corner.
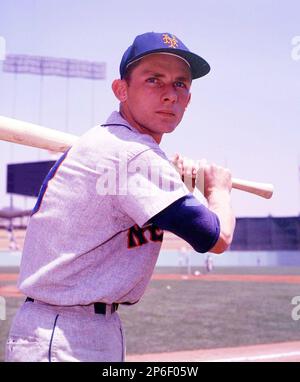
[{"x1": 112, "y1": 79, "x2": 128, "y2": 103}]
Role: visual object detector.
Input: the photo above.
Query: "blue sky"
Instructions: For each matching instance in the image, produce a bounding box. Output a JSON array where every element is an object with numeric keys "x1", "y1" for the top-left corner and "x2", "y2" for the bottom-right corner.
[{"x1": 0, "y1": 0, "x2": 299, "y2": 216}]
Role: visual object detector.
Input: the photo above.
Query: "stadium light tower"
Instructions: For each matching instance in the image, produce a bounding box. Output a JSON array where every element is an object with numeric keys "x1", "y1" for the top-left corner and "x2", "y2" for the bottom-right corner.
[{"x1": 3, "y1": 54, "x2": 106, "y2": 133}]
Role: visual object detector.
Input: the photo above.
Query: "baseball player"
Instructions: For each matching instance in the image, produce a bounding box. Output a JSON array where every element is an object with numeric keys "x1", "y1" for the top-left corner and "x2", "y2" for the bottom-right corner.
[{"x1": 5, "y1": 32, "x2": 235, "y2": 362}]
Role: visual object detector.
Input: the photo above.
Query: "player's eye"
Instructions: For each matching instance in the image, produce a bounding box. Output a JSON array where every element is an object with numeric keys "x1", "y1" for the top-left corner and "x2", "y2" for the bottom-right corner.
[
  {"x1": 174, "y1": 81, "x2": 186, "y2": 89},
  {"x1": 146, "y1": 77, "x2": 160, "y2": 84}
]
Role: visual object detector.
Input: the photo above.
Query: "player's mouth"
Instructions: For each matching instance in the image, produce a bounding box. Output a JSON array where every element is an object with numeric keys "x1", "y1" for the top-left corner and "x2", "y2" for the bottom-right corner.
[{"x1": 156, "y1": 110, "x2": 176, "y2": 118}]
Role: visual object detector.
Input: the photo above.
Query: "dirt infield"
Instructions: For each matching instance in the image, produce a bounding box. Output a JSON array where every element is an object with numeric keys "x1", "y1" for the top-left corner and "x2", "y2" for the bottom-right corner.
[
  {"x1": 152, "y1": 273, "x2": 300, "y2": 283},
  {"x1": 1, "y1": 272, "x2": 300, "y2": 299},
  {"x1": 2, "y1": 270, "x2": 300, "y2": 285},
  {"x1": 127, "y1": 340, "x2": 300, "y2": 362}
]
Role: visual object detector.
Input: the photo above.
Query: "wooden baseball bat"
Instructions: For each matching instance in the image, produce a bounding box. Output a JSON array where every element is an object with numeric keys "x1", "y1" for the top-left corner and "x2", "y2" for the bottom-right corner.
[
  {"x1": 0, "y1": 116, "x2": 78, "y2": 152},
  {"x1": 0, "y1": 115, "x2": 274, "y2": 199}
]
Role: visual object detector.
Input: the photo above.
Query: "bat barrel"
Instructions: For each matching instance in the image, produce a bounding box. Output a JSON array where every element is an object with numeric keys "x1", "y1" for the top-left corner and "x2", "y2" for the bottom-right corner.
[
  {"x1": 232, "y1": 178, "x2": 274, "y2": 199},
  {"x1": 0, "y1": 116, "x2": 77, "y2": 153}
]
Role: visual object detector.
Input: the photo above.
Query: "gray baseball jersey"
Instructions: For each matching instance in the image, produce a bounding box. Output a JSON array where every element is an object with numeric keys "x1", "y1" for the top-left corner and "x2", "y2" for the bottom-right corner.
[{"x1": 18, "y1": 111, "x2": 189, "y2": 305}]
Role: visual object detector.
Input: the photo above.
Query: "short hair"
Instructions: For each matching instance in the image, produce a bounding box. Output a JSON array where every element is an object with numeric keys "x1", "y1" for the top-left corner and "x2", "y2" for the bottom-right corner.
[{"x1": 122, "y1": 60, "x2": 142, "y2": 83}]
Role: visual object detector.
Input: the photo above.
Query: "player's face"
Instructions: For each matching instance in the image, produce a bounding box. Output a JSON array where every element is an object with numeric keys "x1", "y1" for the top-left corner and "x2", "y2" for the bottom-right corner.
[{"x1": 120, "y1": 54, "x2": 192, "y2": 143}]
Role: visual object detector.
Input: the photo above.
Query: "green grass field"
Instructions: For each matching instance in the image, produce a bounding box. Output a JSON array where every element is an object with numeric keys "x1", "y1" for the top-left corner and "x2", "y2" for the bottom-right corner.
[{"x1": 1, "y1": 266, "x2": 300, "y2": 361}]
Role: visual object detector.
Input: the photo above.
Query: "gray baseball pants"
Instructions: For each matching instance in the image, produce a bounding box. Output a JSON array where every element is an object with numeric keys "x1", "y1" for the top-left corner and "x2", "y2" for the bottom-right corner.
[{"x1": 5, "y1": 298, "x2": 125, "y2": 362}]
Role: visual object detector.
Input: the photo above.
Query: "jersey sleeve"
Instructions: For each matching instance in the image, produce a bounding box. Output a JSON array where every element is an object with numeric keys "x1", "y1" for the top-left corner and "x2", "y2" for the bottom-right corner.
[
  {"x1": 149, "y1": 194, "x2": 220, "y2": 253},
  {"x1": 117, "y1": 149, "x2": 189, "y2": 227}
]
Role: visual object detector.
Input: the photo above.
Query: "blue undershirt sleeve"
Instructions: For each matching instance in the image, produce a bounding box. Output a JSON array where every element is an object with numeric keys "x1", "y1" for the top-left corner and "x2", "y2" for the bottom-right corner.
[{"x1": 149, "y1": 194, "x2": 220, "y2": 253}]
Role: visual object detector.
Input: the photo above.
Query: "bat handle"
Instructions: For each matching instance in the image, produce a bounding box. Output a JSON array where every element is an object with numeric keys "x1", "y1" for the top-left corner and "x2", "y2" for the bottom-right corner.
[{"x1": 232, "y1": 177, "x2": 274, "y2": 199}]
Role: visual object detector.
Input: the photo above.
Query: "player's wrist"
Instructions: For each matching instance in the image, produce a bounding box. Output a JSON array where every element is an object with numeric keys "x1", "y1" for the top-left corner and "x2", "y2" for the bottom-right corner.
[{"x1": 206, "y1": 188, "x2": 231, "y2": 206}]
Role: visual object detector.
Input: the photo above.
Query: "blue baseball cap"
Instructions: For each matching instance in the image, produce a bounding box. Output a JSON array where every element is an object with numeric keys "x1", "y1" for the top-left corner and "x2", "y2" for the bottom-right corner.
[{"x1": 120, "y1": 32, "x2": 210, "y2": 80}]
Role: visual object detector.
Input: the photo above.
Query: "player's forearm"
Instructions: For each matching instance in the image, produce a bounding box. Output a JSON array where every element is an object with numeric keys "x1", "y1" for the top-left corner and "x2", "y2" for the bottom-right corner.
[{"x1": 207, "y1": 190, "x2": 236, "y2": 254}]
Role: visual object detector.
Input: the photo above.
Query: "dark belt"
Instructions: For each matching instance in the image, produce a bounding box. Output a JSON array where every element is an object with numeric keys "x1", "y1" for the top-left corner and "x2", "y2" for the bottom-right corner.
[{"x1": 25, "y1": 297, "x2": 118, "y2": 315}]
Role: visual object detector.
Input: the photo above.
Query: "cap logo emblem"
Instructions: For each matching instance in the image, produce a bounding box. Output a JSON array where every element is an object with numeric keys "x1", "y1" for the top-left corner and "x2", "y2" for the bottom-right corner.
[{"x1": 162, "y1": 34, "x2": 178, "y2": 49}]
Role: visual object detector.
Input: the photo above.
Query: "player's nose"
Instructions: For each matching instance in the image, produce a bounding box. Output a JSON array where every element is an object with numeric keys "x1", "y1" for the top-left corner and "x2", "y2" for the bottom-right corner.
[{"x1": 161, "y1": 85, "x2": 178, "y2": 103}]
